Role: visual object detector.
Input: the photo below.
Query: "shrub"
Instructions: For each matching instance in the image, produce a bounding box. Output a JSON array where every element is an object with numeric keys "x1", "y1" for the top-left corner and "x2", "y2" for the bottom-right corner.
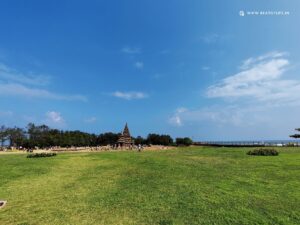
[
  {"x1": 27, "y1": 152, "x2": 57, "y2": 158},
  {"x1": 247, "y1": 148, "x2": 279, "y2": 156}
]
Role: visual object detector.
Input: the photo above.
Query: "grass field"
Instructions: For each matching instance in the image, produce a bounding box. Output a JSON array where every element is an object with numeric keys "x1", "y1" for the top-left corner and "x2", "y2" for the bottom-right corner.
[{"x1": 0, "y1": 147, "x2": 299, "y2": 225}]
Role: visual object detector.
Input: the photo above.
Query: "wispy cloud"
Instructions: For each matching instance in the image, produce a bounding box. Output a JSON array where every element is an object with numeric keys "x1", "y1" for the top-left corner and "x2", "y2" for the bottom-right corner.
[
  {"x1": 0, "y1": 83, "x2": 87, "y2": 101},
  {"x1": 168, "y1": 103, "x2": 300, "y2": 140},
  {"x1": 201, "y1": 66, "x2": 210, "y2": 71},
  {"x1": 240, "y1": 51, "x2": 288, "y2": 70},
  {"x1": 168, "y1": 108, "x2": 187, "y2": 127},
  {"x1": 207, "y1": 51, "x2": 300, "y2": 105},
  {"x1": 169, "y1": 115, "x2": 182, "y2": 127},
  {"x1": 0, "y1": 63, "x2": 50, "y2": 86},
  {"x1": 200, "y1": 33, "x2": 232, "y2": 44},
  {"x1": 84, "y1": 117, "x2": 97, "y2": 123},
  {"x1": 111, "y1": 91, "x2": 148, "y2": 100},
  {"x1": 201, "y1": 33, "x2": 220, "y2": 44},
  {"x1": 121, "y1": 46, "x2": 141, "y2": 54},
  {"x1": 45, "y1": 111, "x2": 65, "y2": 127},
  {"x1": 0, "y1": 62, "x2": 87, "y2": 102},
  {"x1": 134, "y1": 61, "x2": 144, "y2": 69},
  {"x1": 170, "y1": 106, "x2": 258, "y2": 127}
]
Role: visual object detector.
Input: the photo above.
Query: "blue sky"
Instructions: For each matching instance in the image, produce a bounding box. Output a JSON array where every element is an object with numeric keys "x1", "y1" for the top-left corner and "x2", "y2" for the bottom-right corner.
[{"x1": 0, "y1": 0, "x2": 300, "y2": 140}]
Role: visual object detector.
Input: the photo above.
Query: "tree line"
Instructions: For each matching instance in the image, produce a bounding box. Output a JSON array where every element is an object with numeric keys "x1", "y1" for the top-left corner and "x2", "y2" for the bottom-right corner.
[{"x1": 0, "y1": 123, "x2": 193, "y2": 148}]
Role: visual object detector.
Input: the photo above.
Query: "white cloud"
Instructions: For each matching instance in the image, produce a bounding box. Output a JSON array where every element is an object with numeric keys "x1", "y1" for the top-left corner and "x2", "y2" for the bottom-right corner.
[
  {"x1": 206, "y1": 51, "x2": 300, "y2": 105},
  {"x1": 134, "y1": 61, "x2": 144, "y2": 69},
  {"x1": 0, "y1": 83, "x2": 87, "y2": 101},
  {"x1": 167, "y1": 51, "x2": 300, "y2": 139},
  {"x1": 111, "y1": 91, "x2": 148, "y2": 100},
  {"x1": 169, "y1": 115, "x2": 182, "y2": 127},
  {"x1": 121, "y1": 47, "x2": 141, "y2": 54},
  {"x1": 84, "y1": 117, "x2": 97, "y2": 123},
  {"x1": 45, "y1": 111, "x2": 65, "y2": 126},
  {"x1": 168, "y1": 108, "x2": 188, "y2": 127},
  {"x1": 0, "y1": 63, "x2": 50, "y2": 86},
  {"x1": 240, "y1": 51, "x2": 288, "y2": 70}
]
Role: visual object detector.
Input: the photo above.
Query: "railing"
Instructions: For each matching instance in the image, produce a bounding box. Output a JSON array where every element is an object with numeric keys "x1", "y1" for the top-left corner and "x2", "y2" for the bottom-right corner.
[{"x1": 193, "y1": 141, "x2": 300, "y2": 147}]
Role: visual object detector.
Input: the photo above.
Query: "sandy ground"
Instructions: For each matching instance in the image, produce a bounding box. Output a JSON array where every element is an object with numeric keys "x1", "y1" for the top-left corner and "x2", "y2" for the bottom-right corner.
[{"x1": 0, "y1": 145, "x2": 176, "y2": 155}]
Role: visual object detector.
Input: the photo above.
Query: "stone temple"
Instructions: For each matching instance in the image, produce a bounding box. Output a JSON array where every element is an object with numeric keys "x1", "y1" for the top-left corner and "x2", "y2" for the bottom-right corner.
[{"x1": 117, "y1": 123, "x2": 134, "y2": 148}]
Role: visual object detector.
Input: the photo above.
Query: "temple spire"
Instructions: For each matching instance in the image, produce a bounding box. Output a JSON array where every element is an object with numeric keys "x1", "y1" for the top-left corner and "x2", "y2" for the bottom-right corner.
[
  {"x1": 123, "y1": 123, "x2": 130, "y2": 137},
  {"x1": 117, "y1": 123, "x2": 134, "y2": 148}
]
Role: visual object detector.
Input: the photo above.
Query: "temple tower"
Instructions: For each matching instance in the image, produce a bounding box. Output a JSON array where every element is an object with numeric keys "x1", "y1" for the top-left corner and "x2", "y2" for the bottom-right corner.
[{"x1": 117, "y1": 123, "x2": 134, "y2": 148}]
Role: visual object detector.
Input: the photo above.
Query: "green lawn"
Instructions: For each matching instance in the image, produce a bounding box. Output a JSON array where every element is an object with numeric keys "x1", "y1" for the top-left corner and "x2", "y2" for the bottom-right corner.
[{"x1": 0, "y1": 147, "x2": 299, "y2": 225}]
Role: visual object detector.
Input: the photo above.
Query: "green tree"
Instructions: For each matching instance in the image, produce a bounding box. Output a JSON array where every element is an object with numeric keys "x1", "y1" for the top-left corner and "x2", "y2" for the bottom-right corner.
[
  {"x1": 176, "y1": 137, "x2": 193, "y2": 146},
  {"x1": 27, "y1": 123, "x2": 52, "y2": 148},
  {"x1": 134, "y1": 136, "x2": 146, "y2": 145},
  {"x1": 146, "y1": 134, "x2": 173, "y2": 146},
  {"x1": 6, "y1": 127, "x2": 26, "y2": 147},
  {"x1": 97, "y1": 132, "x2": 119, "y2": 145},
  {"x1": 0, "y1": 125, "x2": 9, "y2": 147}
]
